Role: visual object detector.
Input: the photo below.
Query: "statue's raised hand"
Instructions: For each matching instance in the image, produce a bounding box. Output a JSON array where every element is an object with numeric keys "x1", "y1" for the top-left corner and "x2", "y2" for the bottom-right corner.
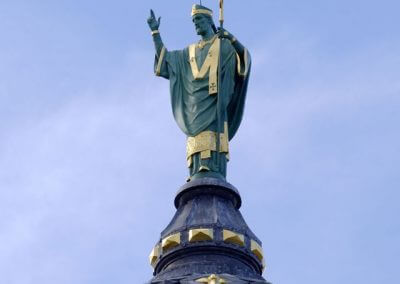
[{"x1": 147, "y1": 9, "x2": 161, "y2": 31}]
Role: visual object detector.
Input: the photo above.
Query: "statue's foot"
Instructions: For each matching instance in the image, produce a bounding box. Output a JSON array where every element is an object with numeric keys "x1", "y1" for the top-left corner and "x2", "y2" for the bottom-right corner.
[{"x1": 199, "y1": 165, "x2": 211, "y2": 172}]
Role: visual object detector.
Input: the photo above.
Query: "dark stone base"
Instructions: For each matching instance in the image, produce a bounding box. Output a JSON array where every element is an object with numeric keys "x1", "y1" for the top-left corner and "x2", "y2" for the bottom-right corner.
[
  {"x1": 151, "y1": 274, "x2": 269, "y2": 284},
  {"x1": 149, "y1": 178, "x2": 270, "y2": 284}
]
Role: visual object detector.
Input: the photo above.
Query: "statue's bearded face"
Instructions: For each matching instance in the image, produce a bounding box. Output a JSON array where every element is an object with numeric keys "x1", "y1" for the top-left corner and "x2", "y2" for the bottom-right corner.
[{"x1": 192, "y1": 14, "x2": 212, "y2": 36}]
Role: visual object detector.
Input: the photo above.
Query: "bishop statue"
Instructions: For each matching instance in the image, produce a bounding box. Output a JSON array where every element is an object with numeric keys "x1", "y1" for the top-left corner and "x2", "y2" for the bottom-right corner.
[{"x1": 147, "y1": 4, "x2": 251, "y2": 181}]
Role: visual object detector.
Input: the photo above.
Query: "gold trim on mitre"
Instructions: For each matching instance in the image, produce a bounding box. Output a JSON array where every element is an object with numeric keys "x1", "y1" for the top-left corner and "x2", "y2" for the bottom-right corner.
[{"x1": 191, "y1": 5, "x2": 213, "y2": 17}]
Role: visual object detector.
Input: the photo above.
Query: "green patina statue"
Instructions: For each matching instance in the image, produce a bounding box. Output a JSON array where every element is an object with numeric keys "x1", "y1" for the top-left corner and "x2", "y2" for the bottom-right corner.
[{"x1": 147, "y1": 4, "x2": 251, "y2": 181}]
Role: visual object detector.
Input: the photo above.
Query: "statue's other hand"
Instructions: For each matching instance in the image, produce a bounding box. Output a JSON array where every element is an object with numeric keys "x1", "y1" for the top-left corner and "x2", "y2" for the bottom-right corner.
[
  {"x1": 217, "y1": 27, "x2": 234, "y2": 41},
  {"x1": 147, "y1": 9, "x2": 161, "y2": 31}
]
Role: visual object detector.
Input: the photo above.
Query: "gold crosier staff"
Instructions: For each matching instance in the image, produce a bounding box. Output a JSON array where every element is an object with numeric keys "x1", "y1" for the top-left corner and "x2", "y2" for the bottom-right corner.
[{"x1": 216, "y1": 0, "x2": 224, "y2": 171}]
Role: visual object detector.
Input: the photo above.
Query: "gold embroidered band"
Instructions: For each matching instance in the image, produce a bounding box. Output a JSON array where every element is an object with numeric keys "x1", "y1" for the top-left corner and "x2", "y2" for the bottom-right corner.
[
  {"x1": 189, "y1": 37, "x2": 220, "y2": 95},
  {"x1": 186, "y1": 122, "x2": 229, "y2": 167},
  {"x1": 236, "y1": 48, "x2": 249, "y2": 77},
  {"x1": 155, "y1": 46, "x2": 166, "y2": 76}
]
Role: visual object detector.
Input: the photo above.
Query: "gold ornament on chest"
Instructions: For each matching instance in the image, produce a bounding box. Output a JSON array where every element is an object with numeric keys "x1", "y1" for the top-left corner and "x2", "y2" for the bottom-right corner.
[{"x1": 197, "y1": 35, "x2": 217, "y2": 49}]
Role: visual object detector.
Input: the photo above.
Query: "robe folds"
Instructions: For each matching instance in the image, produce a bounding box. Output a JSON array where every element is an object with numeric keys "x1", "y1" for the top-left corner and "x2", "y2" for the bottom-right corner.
[{"x1": 154, "y1": 37, "x2": 251, "y2": 180}]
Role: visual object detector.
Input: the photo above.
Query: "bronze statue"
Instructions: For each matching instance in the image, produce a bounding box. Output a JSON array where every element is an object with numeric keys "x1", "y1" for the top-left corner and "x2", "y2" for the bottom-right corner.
[{"x1": 147, "y1": 4, "x2": 251, "y2": 181}]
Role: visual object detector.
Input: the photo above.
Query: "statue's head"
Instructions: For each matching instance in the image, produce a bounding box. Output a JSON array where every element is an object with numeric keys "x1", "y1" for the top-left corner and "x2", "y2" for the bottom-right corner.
[{"x1": 191, "y1": 4, "x2": 217, "y2": 36}]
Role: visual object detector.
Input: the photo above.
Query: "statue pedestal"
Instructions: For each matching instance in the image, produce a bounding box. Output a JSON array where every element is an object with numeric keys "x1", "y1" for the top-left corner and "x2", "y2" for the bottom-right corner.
[{"x1": 149, "y1": 178, "x2": 270, "y2": 283}]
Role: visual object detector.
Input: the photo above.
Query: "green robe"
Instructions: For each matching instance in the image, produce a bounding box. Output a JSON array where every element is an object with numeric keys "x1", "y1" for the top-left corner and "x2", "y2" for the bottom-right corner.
[{"x1": 154, "y1": 38, "x2": 251, "y2": 180}]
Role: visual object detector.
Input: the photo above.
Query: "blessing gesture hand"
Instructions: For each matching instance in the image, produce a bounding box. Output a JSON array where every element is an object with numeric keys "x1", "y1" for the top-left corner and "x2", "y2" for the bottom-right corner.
[{"x1": 147, "y1": 9, "x2": 161, "y2": 31}]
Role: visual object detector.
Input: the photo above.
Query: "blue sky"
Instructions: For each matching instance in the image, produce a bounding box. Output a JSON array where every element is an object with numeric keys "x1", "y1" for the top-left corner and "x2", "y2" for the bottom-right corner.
[{"x1": 0, "y1": 0, "x2": 399, "y2": 283}]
